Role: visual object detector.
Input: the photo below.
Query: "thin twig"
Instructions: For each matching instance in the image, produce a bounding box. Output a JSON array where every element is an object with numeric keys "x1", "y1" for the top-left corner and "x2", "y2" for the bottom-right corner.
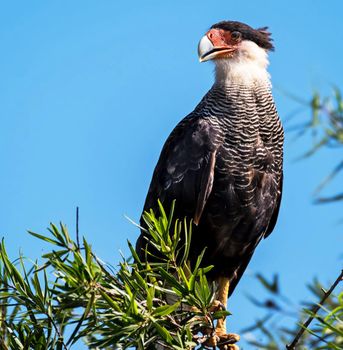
[
  {"x1": 286, "y1": 269, "x2": 343, "y2": 350},
  {"x1": 315, "y1": 193, "x2": 343, "y2": 204},
  {"x1": 76, "y1": 206, "x2": 80, "y2": 249},
  {"x1": 47, "y1": 313, "x2": 69, "y2": 350}
]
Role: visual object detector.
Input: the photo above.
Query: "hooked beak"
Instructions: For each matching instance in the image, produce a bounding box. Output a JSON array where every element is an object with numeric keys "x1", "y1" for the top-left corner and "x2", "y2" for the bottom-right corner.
[{"x1": 198, "y1": 31, "x2": 237, "y2": 62}]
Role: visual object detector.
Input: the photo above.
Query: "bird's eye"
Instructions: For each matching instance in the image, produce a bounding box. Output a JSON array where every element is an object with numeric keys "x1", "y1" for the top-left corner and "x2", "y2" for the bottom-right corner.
[{"x1": 231, "y1": 31, "x2": 241, "y2": 40}]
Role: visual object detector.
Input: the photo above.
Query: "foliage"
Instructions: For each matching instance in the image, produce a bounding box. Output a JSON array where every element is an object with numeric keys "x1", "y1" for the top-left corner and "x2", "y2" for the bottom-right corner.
[
  {"x1": 0, "y1": 201, "x2": 226, "y2": 349},
  {"x1": 294, "y1": 88, "x2": 343, "y2": 203},
  {"x1": 242, "y1": 273, "x2": 343, "y2": 349}
]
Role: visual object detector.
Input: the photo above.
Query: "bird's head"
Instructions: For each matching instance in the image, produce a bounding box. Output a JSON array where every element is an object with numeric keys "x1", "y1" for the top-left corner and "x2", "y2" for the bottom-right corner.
[
  {"x1": 198, "y1": 21, "x2": 274, "y2": 84},
  {"x1": 198, "y1": 21, "x2": 273, "y2": 62}
]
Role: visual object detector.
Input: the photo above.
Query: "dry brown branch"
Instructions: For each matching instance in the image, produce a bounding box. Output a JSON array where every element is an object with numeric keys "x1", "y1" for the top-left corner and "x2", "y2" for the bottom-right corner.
[{"x1": 286, "y1": 269, "x2": 343, "y2": 350}]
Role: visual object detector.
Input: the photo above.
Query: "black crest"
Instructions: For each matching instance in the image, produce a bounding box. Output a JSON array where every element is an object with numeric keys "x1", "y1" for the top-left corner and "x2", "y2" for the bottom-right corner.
[{"x1": 211, "y1": 21, "x2": 274, "y2": 51}]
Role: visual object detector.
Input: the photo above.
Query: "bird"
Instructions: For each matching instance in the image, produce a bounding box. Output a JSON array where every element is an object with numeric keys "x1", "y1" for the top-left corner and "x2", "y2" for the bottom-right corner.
[{"x1": 136, "y1": 20, "x2": 284, "y2": 349}]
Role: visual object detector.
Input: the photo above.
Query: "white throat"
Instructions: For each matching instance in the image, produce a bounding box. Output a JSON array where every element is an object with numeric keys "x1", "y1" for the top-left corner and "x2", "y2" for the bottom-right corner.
[{"x1": 214, "y1": 40, "x2": 271, "y2": 86}]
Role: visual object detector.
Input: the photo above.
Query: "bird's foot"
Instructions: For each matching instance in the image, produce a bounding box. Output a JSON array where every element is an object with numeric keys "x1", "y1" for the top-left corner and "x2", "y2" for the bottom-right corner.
[
  {"x1": 203, "y1": 330, "x2": 240, "y2": 350},
  {"x1": 209, "y1": 299, "x2": 226, "y2": 313},
  {"x1": 216, "y1": 330, "x2": 240, "y2": 350},
  {"x1": 191, "y1": 300, "x2": 239, "y2": 349}
]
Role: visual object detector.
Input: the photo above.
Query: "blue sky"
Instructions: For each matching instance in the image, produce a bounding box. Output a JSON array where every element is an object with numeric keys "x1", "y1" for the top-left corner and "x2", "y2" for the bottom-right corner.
[{"x1": 1, "y1": 1, "x2": 342, "y2": 348}]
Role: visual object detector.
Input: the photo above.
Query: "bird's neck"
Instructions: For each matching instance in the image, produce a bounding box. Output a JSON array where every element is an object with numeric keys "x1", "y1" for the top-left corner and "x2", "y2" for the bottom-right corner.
[{"x1": 213, "y1": 41, "x2": 271, "y2": 88}]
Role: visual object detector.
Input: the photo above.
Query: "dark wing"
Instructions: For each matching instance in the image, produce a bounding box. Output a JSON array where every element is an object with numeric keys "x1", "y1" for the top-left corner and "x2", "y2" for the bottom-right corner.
[
  {"x1": 141, "y1": 114, "x2": 220, "y2": 226},
  {"x1": 227, "y1": 174, "x2": 282, "y2": 295}
]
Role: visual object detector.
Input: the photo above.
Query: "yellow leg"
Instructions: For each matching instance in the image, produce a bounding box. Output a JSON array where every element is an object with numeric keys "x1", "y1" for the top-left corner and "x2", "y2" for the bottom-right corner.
[
  {"x1": 216, "y1": 276, "x2": 230, "y2": 335},
  {"x1": 205, "y1": 276, "x2": 240, "y2": 350}
]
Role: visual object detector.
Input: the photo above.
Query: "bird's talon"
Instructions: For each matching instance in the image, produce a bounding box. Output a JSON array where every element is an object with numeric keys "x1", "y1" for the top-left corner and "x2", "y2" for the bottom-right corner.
[
  {"x1": 203, "y1": 331, "x2": 240, "y2": 349},
  {"x1": 209, "y1": 299, "x2": 226, "y2": 312},
  {"x1": 218, "y1": 333, "x2": 240, "y2": 344},
  {"x1": 214, "y1": 332, "x2": 240, "y2": 350}
]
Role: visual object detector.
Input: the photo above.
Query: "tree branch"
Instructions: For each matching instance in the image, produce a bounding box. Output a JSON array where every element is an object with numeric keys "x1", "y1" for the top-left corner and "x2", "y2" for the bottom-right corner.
[
  {"x1": 315, "y1": 193, "x2": 343, "y2": 204},
  {"x1": 286, "y1": 269, "x2": 343, "y2": 350}
]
